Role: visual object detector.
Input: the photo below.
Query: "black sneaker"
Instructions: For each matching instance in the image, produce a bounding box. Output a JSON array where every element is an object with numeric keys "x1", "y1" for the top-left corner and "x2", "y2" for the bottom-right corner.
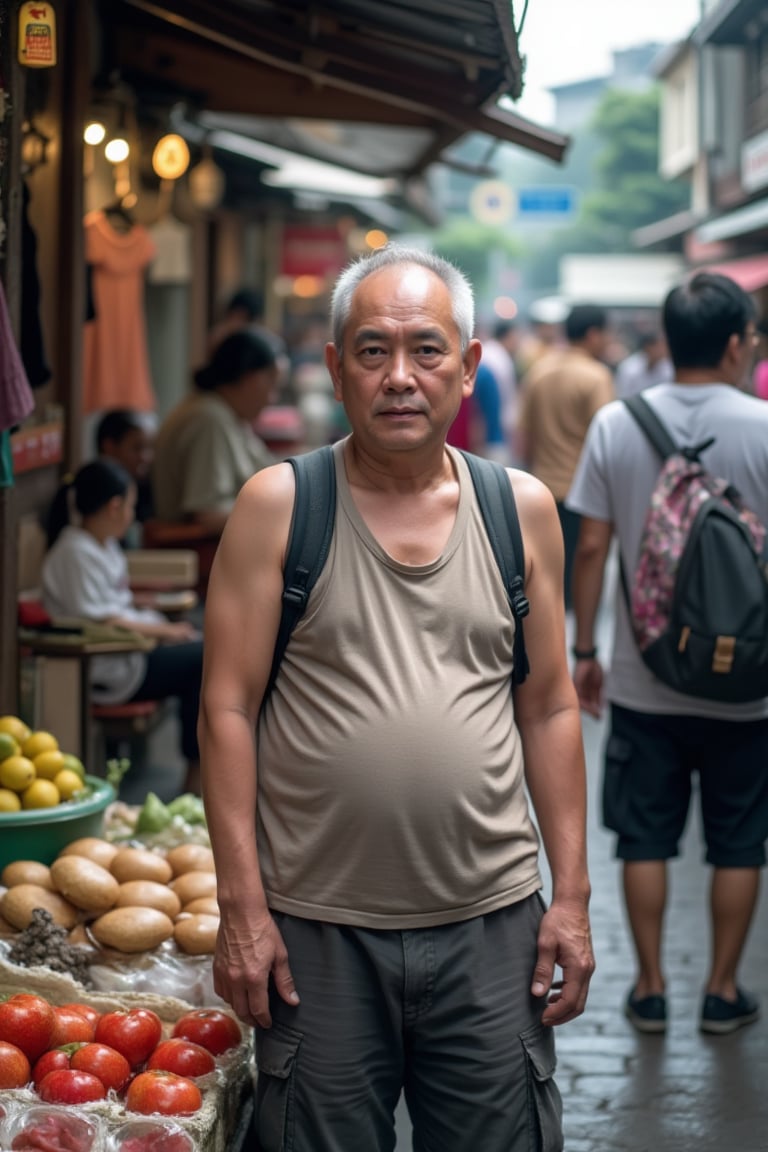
[
  {"x1": 700, "y1": 988, "x2": 760, "y2": 1034},
  {"x1": 625, "y1": 988, "x2": 667, "y2": 1034}
]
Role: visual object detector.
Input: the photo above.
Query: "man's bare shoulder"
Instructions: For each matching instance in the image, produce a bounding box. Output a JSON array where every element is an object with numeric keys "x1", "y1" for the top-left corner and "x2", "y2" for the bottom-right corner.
[
  {"x1": 507, "y1": 468, "x2": 558, "y2": 516},
  {"x1": 234, "y1": 460, "x2": 296, "y2": 520}
]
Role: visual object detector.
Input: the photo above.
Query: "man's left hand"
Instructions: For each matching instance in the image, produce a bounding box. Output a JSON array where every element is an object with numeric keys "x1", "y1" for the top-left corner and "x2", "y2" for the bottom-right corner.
[{"x1": 531, "y1": 898, "x2": 595, "y2": 1026}]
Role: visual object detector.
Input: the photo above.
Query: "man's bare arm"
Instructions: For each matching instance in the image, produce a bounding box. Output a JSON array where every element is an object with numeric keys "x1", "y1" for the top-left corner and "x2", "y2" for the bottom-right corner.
[
  {"x1": 198, "y1": 462, "x2": 297, "y2": 1028},
  {"x1": 510, "y1": 472, "x2": 595, "y2": 1025}
]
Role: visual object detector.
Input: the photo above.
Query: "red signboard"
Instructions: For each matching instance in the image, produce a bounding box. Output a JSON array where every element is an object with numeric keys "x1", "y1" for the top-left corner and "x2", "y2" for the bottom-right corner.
[{"x1": 280, "y1": 226, "x2": 348, "y2": 279}]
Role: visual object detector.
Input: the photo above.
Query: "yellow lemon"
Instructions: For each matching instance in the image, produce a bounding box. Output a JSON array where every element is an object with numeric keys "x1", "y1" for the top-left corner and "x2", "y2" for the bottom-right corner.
[
  {"x1": 0, "y1": 733, "x2": 20, "y2": 762},
  {"x1": 33, "y1": 749, "x2": 66, "y2": 780},
  {"x1": 0, "y1": 716, "x2": 31, "y2": 744},
  {"x1": 0, "y1": 755, "x2": 36, "y2": 793},
  {"x1": 53, "y1": 769, "x2": 86, "y2": 801},
  {"x1": 0, "y1": 788, "x2": 22, "y2": 813},
  {"x1": 21, "y1": 778, "x2": 60, "y2": 809},
  {"x1": 21, "y1": 730, "x2": 59, "y2": 760},
  {"x1": 60, "y1": 753, "x2": 86, "y2": 780}
]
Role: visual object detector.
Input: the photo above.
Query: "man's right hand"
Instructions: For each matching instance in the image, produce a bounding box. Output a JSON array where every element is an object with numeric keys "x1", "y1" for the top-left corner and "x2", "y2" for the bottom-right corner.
[
  {"x1": 573, "y1": 657, "x2": 603, "y2": 719},
  {"x1": 213, "y1": 910, "x2": 299, "y2": 1029}
]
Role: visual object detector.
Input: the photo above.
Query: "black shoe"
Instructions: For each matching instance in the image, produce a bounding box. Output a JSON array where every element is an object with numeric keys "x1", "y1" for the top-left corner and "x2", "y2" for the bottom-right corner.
[
  {"x1": 625, "y1": 987, "x2": 667, "y2": 1034},
  {"x1": 700, "y1": 988, "x2": 760, "y2": 1035}
]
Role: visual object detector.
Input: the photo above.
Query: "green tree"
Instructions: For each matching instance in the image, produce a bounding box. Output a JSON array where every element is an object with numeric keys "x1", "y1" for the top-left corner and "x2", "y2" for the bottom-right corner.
[
  {"x1": 429, "y1": 218, "x2": 522, "y2": 308},
  {"x1": 577, "y1": 86, "x2": 689, "y2": 249}
]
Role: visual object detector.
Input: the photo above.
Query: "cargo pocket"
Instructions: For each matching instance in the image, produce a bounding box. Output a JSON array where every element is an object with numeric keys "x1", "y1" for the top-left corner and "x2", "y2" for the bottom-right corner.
[
  {"x1": 602, "y1": 733, "x2": 633, "y2": 834},
  {"x1": 520, "y1": 1022, "x2": 563, "y2": 1152},
  {"x1": 255, "y1": 1022, "x2": 302, "y2": 1152}
]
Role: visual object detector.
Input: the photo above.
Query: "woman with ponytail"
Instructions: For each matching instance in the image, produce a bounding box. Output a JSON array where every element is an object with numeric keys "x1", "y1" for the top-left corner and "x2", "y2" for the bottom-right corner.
[{"x1": 42, "y1": 459, "x2": 203, "y2": 793}]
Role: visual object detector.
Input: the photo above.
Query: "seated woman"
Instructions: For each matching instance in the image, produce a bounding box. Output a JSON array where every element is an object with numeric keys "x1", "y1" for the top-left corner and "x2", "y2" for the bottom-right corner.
[
  {"x1": 151, "y1": 329, "x2": 279, "y2": 535},
  {"x1": 41, "y1": 459, "x2": 203, "y2": 794}
]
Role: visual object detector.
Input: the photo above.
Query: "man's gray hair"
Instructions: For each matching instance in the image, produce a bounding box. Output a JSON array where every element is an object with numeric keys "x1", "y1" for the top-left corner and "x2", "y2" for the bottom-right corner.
[{"x1": 330, "y1": 245, "x2": 475, "y2": 354}]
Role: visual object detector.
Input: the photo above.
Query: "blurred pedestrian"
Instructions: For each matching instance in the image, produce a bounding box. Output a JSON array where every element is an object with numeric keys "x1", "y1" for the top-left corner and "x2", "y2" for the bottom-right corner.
[
  {"x1": 153, "y1": 330, "x2": 279, "y2": 534},
  {"x1": 518, "y1": 304, "x2": 614, "y2": 608},
  {"x1": 614, "y1": 328, "x2": 672, "y2": 398},
  {"x1": 199, "y1": 244, "x2": 594, "y2": 1151},
  {"x1": 96, "y1": 409, "x2": 156, "y2": 541},
  {"x1": 567, "y1": 272, "x2": 768, "y2": 1035},
  {"x1": 753, "y1": 317, "x2": 768, "y2": 400},
  {"x1": 482, "y1": 319, "x2": 520, "y2": 458}
]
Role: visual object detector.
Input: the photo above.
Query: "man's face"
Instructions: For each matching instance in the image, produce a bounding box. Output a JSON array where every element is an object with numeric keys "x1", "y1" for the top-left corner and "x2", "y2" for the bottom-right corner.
[
  {"x1": 104, "y1": 427, "x2": 154, "y2": 481},
  {"x1": 325, "y1": 264, "x2": 480, "y2": 453}
]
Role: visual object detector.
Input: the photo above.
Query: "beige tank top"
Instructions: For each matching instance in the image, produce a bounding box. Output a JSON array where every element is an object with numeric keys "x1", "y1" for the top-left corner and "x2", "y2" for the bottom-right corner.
[{"x1": 257, "y1": 440, "x2": 542, "y2": 928}]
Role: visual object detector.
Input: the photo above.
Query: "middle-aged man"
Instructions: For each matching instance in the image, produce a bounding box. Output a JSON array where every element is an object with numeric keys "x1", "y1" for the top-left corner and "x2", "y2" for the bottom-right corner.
[
  {"x1": 199, "y1": 245, "x2": 594, "y2": 1151},
  {"x1": 517, "y1": 304, "x2": 615, "y2": 609},
  {"x1": 567, "y1": 272, "x2": 768, "y2": 1037}
]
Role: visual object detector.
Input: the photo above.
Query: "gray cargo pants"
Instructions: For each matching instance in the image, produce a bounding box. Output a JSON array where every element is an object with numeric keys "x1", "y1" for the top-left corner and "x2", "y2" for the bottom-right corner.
[{"x1": 253, "y1": 895, "x2": 563, "y2": 1152}]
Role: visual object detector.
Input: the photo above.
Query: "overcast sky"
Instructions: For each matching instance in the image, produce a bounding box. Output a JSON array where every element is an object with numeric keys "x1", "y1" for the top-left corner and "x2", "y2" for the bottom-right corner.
[{"x1": 513, "y1": 0, "x2": 703, "y2": 124}]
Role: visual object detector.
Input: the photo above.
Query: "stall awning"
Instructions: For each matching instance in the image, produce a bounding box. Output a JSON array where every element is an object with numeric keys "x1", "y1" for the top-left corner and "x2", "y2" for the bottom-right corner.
[
  {"x1": 106, "y1": 0, "x2": 570, "y2": 174},
  {"x1": 703, "y1": 254, "x2": 768, "y2": 293}
]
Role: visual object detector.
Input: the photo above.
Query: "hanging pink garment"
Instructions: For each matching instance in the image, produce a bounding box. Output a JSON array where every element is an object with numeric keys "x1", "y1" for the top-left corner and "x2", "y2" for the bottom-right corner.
[
  {"x1": 82, "y1": 210, "x2": 157, "y2": 414},
  {"x1": 0, "y1": 279, "x2": 34, "y2": 431}
]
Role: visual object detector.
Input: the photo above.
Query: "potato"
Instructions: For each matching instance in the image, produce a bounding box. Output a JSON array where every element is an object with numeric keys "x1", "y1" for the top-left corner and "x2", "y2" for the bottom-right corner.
[
  {"x1": 181, "y1": 896, "x2": 219, "y2": 918},
  {"x1": 1, "y1": 883, "x2": 79, "y2": 930},
  {"x1": 174, "y1": 912, "x2": 219, "y2": 955},
  {"x1": 110, "y1": 847, "x2": 173, "y2": 885},
  {"x1": 50, "y1": 855, "x2": 120, "y2": 913},
  {"x1": 170, "y1": 870, "x2": 217, "y2": 907},
  {"x1": 58, "y1": 838, "x2": 119, "y2": 869},
  {"x1": 90, "y1": 906, "x2": 174, "y2": 953},
  {"x1": 1, "y1": 860, "x2": 54, "y2": 890},
  {"x1": 115, "y1": 880, "x2": 181, "y2": 920},
  {"x1": 165, "y1": 844, "x2": 215, "y2": 877}
]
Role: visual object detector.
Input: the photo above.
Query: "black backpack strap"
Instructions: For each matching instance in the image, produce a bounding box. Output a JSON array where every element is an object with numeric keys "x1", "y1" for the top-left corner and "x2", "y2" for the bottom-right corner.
[
  {"x1": 623, "y1": 394, "x2": 678, "y2": 459},
  {"x1": 265, "y1": 445, "x2": 337, "y2": 699},
  {"x1": 459, "y1": 450, "x2": 530, "y2": 685}
]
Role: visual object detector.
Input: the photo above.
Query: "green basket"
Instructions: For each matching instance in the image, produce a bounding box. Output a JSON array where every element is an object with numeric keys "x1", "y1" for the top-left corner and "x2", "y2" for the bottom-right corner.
[{"x1": 0, "y1": 776, "x2": 116, "y2": 871}]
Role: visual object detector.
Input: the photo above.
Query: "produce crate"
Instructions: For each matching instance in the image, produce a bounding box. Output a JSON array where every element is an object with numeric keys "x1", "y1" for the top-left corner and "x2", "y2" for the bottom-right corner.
[{"x1": 0, "y1": 958, "x2": 254, "y2": 1152}]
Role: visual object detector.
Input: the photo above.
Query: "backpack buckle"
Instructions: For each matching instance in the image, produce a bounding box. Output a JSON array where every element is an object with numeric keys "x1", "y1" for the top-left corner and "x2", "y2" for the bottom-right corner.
[
  {"x1": 510, "y1": 576, "x2": 529, "y2": 620},
  {"x1": 712, "y1": 635, "x2": 735, "y2": 675}
]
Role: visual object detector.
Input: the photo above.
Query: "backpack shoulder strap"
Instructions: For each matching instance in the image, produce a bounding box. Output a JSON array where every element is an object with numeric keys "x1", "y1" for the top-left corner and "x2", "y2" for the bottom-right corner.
[
  {"x1": 623, "y1": 394, "x2": 678, "y2": 460},
  {"x1": 266, "y1": 445, "x2": 337, "y2": 699},
  {"x1": 459, "y1": 450, "x2": 530, "y2": 685}
]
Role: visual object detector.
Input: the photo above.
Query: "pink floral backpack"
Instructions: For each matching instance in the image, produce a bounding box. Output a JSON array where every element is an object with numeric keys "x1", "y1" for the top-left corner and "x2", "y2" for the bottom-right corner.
[{"x1": 622, "y1": 395, "x2": 768, "y2": 702}]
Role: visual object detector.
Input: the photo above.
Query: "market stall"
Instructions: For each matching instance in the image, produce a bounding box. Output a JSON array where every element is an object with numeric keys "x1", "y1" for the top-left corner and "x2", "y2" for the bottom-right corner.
[{"x1": 0, "y1": 713, "x2": 253, "y2": 1151}]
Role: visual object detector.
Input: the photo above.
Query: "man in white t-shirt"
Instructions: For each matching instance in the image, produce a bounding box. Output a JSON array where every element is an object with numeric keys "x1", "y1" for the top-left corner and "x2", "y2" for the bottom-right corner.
[{"x1": 567, "y1": 272, "x2": 768, "y2": 1036}]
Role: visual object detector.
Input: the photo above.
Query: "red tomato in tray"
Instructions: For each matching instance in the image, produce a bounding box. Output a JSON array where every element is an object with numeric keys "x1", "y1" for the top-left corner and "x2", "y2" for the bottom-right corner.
[
  {"x1": 38, "y1": 1067, "x2": 107, "y2": 1104},
  {"x1": 50, "y1": 1005, "x2": 97, "y2": 1046},
  {"x1": 95, "y1": 1008, "x2": 162, "y2": 1068},
  {"x1": 32, "y1": 1045, "x2": 79, "y2": 1088},
  {"x1": 171, "y1": 1009, "x2": 242, "y2": 1056},
  {"x1": 60, "y1": 1002, "x2": 102, "y2": 1031},
  {"x1": 71, "y1": 1041, "x2": 132, "y2": 1092},
  {"x1": 125, "y1": 1069, "x2": 203, "y2": 1116},
  {"x1": 0, "y1": 1039, "x2": 31, "y2": 1088},
  {"x1": 147, "y1": 1037, "x2": 215, "y2": 1078},
  {"x1": 0, "y1": 993, "x2": 56, "y2": 1062}
]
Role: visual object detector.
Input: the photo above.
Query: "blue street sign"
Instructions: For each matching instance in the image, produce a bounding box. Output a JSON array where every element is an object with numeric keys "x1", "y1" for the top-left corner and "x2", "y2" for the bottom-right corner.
[{"x1": 515, "y1": 186, "x2": 577, "y2": 219}]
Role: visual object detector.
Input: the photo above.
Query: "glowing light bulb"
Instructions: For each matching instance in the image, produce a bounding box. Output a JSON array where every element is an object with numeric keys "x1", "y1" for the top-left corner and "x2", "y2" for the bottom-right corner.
[
  {"x1": 83, "y1": 121, "x2": 106, "y2": 146},
  {"x1": 104, "y1": 137, "x2": 130, "y2": 164}
]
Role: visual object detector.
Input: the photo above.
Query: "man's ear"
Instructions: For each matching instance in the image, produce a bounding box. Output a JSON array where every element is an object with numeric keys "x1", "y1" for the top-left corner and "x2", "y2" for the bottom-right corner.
[
  {"x1": 462, "y1": 339, "x2": 482, "y2": 397},
  {"x1": 325, "y1": 342, "x2": 343, "y2": 401}
]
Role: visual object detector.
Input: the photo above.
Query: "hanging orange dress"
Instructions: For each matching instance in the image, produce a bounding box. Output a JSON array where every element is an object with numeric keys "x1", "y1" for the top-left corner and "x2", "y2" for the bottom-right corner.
[{"x1": 82, "y1": 210, "x2": 157, "y2": 414}]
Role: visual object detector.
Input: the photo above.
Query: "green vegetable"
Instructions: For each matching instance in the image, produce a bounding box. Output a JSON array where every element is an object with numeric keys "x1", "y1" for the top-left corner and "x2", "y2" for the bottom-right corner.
[
  {"x1": 166, "y1": 793, "x2": 207, "y2": 825},
  {"x1": 136, "y1": 790, "x2": 172, "y2": 833}
]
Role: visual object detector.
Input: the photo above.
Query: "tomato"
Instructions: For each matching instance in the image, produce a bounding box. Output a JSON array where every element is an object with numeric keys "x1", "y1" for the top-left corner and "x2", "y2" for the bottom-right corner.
[
  {"x1": 147, "y1": 1038, "x2": 215, "y2": 1078},
  {"x1": 32, "y1": 1045, "x2": 78, "y2": 1088},
  {"x1": 171, "y1": 1009, "x2": 242, "y2": 1056},
  {"x1": 59, "y1": 1002, "x2": 102, "y2": 1031},
  {"x1": 95, "y1": 1009, "x2": 163, "y2": 1068},
  {"x1": 0, "y1": 993, "x2": 56, "y2": 1062},
  {"x1": 37, "y1": 1067, "x2": 107, "y2": 1104},
  {"x1": 50, "y1": 1005, "x2": 97, "y2": 1046},
  {"x1": 125, "y1": 1070, "x2": 203, "y2": 1116},
  {"x1": 10, "y1": 1111, "x2": 97, "y2": 1152},
  {"x1": 0, "y1": 1039, "x2": 31, "y2": 1088},
  {"x1": 71, "y1": 1041, "x2": 132, "y2": 1092}
]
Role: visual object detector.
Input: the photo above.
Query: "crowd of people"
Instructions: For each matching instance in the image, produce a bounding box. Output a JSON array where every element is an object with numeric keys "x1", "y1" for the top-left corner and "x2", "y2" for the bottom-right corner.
[{"x1": 36, "y1": 247, "x2": 768, "y2": 1149}]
